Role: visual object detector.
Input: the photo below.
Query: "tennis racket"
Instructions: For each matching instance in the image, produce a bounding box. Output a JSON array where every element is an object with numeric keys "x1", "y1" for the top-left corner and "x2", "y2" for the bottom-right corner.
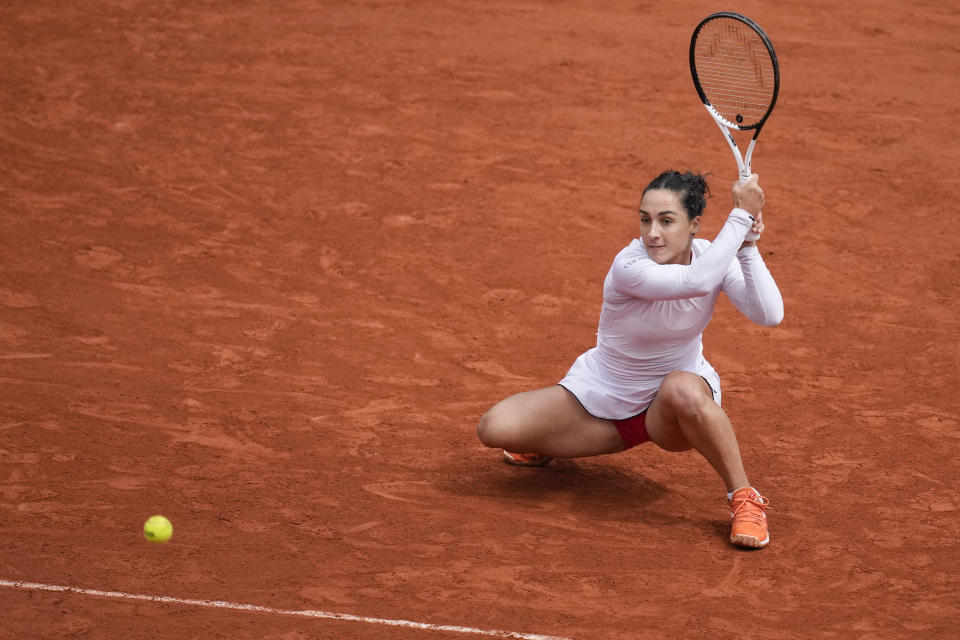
[{"x1": 690, "y1": 12, "x2": 780, "y2": 224}]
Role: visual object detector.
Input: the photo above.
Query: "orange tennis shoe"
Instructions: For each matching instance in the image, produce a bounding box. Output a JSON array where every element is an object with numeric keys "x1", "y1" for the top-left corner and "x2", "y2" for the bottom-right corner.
[
  {"x1": 729, "y1": 487, "x2": 770, "y2": 548},
  {"x1": 502, "y1": 451, "x2": 553, "y2": 467}
]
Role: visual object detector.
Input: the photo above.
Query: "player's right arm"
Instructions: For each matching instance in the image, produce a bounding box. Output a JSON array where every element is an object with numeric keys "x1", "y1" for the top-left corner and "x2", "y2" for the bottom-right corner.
[
  {"x1": 611, "y1": 176, "x2": 765, "y2": 301},
  {"x1": 611, "y1": 209, "x2": 751, "y2": 300}
]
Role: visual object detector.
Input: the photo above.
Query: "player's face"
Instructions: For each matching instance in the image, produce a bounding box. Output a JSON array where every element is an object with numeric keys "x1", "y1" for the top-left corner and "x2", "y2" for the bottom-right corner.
[{"x1": 637, "y1": 189, "x2": 701, "y2": 265}]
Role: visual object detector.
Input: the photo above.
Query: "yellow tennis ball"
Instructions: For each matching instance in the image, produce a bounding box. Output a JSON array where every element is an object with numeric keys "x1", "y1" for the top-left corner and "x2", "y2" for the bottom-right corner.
[{"x1": 143, "y1": 515, "x2": 173, "y2": 544}]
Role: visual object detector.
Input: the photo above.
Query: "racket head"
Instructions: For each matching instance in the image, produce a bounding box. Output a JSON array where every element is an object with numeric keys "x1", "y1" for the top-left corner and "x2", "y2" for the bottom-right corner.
[{"x1": 690, "y1": 12, "x2": 780, "y2": 132}]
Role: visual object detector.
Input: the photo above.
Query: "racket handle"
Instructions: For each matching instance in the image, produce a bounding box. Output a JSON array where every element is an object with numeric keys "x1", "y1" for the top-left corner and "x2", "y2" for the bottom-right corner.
[{"x1": 739, "y1": 171, "x2": 761, "y2": 241}]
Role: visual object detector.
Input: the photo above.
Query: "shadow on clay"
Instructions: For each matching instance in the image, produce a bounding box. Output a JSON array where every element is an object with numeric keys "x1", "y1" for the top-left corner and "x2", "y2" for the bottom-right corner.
[{"x1": 440, "y1": 458, "x2": 669, "y2": 524}]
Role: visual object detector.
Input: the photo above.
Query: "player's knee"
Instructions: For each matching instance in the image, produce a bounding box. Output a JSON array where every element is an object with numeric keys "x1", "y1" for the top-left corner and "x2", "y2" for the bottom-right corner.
[
  {"x1": 660, "y1": 372, "x2": 712, "y2": 417},
  {"x1": 476, "y1": 406, "x2": 512, "y2": 448}
]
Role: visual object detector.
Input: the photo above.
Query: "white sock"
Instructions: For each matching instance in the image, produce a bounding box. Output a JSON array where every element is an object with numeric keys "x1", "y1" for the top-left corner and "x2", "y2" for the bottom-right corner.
[{"x1": 727, "y1": 486, "x2": 755, "y2": 500}]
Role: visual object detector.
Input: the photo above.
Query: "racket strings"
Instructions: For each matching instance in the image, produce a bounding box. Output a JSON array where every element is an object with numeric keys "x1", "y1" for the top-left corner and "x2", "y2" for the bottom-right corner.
[{"x1": 693, "y1": 19, "x2": 776, "y2": 126}]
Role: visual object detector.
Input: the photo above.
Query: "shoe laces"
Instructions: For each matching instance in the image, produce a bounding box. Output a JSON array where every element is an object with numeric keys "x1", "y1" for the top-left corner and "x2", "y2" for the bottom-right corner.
[{"x1": 730, "y1": 491, "x2": 770, "y2": 525}]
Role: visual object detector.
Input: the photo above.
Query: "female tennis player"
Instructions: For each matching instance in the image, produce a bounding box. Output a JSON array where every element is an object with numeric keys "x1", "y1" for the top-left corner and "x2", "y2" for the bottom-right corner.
[{"x1": 476, "y1": 170, "x2": 783, "y2": 549}]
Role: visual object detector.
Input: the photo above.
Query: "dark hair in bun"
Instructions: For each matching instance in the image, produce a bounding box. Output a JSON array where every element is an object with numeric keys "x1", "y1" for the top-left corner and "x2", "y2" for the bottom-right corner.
[{"x1": 642, "y1": 170, "x2": 711, "y2": 220}]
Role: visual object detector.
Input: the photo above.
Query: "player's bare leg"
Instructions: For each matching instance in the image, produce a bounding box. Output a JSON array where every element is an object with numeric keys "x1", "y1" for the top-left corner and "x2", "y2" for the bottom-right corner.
[
  {"x1": 644, "y1": 371, "x2": 748, "y2": 490},
  {"x1": 477, "y1": 385, "x2": 625, "y2": 459},
  {"x1": 645, "y1": 370, "x2": 769, "y2": 547}
]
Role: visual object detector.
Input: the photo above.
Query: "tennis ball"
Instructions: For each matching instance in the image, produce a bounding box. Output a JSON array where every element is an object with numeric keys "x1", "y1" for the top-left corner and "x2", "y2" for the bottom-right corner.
[{"x1": 143, "y1": 515, "x2": 173, "y2": 544}]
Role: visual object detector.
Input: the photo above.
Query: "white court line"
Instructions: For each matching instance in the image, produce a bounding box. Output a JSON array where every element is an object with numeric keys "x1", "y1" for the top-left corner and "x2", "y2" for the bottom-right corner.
[{"x1": 0, "y1": 579, "x2": 574, "y2": 640}]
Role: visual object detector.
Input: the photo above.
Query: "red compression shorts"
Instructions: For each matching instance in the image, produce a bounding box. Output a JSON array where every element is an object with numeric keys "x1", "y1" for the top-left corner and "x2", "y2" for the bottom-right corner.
[
  {"x1": 611, "y1": 374, "x2": 717, "y2": 449},
  {"x1": 612, "y1": 412, "x2": 651, "y2": 449}
]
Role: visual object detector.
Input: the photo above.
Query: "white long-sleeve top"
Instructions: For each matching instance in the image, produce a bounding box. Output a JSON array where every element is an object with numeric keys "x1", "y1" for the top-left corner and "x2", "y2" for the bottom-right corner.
[{"x1": 558, "y1": 208, "x2": 783, "y2": 419}]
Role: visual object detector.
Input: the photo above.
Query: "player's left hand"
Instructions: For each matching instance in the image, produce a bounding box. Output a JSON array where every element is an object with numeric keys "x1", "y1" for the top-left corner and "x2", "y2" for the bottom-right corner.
[{"x1": 741, "y1": 211, "x2": 764, "y2": 249}]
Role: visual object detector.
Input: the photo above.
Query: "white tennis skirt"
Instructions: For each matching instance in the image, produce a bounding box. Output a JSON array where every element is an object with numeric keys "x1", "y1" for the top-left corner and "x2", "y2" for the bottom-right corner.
[{"x1": 558, "y1": 348, "x2": 722, "y2": 420}]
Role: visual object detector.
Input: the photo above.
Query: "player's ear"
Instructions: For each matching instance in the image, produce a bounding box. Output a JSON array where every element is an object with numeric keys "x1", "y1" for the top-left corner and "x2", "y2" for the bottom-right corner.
[{"x1": 690, "y1": 215, "x2": 702, "y2": 236}]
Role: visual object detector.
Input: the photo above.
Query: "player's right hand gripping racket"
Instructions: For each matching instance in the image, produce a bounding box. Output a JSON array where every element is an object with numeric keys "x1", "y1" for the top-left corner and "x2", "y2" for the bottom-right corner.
[{"x1": 690, "y1": 12, "x2": 780, "y2": 238}]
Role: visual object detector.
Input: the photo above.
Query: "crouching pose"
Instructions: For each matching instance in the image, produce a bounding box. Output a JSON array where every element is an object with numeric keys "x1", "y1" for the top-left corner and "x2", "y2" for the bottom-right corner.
[{"x1": 477, "y1": 170, "x2": 783, "y2": 549}]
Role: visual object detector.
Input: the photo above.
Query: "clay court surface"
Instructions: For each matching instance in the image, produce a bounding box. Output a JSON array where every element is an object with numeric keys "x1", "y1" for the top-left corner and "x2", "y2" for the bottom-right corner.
[{"x1": 1, "y1": 1, "x2": 958, "y2": 638}]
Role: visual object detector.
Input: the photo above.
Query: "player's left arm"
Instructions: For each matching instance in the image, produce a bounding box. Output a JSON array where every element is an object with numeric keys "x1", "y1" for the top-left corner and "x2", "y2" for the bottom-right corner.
[{"x1": 721, "y1": 237, "x2": 784, "y2": 327}]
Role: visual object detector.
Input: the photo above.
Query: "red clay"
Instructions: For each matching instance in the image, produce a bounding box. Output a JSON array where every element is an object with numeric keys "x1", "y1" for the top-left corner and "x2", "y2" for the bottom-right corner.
[{"x1": 1, "y1": 1, "x2": 958, "y2": 638}]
